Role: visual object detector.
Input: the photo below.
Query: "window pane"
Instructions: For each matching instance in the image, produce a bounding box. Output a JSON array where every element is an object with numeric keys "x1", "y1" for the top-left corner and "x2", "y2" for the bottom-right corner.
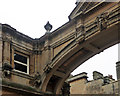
[
  {"x1": 14, "y1": 62, "x2": 27, "y2": 73},
  {"x1": 14, "y1": 53, "x2": 27, "y2": 64}
]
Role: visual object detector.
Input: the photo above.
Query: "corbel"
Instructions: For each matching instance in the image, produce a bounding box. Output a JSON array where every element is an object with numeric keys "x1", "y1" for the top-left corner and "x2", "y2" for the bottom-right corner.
[
  {"x1": 29, "y1": 72, "x2": 42, "y2": 88},
  {"x1": 2, "y1": 63, "x2": 13, "y2": 78},
  {"x1": 44, "y1": 61, "x2": 52, "y2": 73}
]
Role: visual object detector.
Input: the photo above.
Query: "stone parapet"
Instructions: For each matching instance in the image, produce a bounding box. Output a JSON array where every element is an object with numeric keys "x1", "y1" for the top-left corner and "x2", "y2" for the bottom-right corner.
[{"x1": 67, "y1": 72, "x2": 88, "y2": 83}]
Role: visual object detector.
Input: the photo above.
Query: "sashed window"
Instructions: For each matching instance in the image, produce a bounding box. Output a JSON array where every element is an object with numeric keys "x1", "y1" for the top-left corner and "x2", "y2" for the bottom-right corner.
[{"x1": 14, "y1": 53, "x2": 29, "y2": 74}]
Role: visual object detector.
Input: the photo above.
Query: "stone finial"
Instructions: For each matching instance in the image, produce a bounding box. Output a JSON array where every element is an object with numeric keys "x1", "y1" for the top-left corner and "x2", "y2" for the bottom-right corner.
[{"x1": 44, "y1": 21, "x2": 53, "y2": 33}]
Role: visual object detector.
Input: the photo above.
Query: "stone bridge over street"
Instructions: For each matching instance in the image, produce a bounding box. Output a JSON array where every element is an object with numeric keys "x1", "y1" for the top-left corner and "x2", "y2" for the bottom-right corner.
[
  {"x1": 0, "y1": 1, "x2": 120, "y2": 95},
  {"x1": 40, "y1": 2, "x2": 119, "y2": 94}
]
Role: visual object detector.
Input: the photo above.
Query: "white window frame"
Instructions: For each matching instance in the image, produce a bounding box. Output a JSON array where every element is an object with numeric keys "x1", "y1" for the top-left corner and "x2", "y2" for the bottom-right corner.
[{"x1": 14, "y1": 52, "x2": 29, "y2": 74}]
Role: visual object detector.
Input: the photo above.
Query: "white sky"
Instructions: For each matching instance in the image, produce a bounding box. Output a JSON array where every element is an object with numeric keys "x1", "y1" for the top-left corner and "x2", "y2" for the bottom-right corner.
[
  {"x1": 0, "y1": 0, "x2": 118, "y2": 80},
  {"x1": 0, "y1": 0, "x2": 76, "y2": 38}
]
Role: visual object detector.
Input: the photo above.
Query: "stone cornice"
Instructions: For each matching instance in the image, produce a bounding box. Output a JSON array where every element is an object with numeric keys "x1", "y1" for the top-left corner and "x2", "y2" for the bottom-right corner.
[
  {"x1": 83, "y1": 2, "x2": 109, "y2": 16},
  {"x1": 67, "y1": 72, "x2": 88, "y2": 83},
  {"x1": 2, "y1": 24, "x2": 34, "y2": 44},
  {"x1": 50, "y1": 5, "x2": 119, "y2": 50},
  {"x1": 12, "y1": 41, "x2": 33, "y2": 53},
  {"x1": 69, "y1": 2, "x2": 116, "y2": 20},
  {"x1": 1, "y1": 79, "x2": 43, "y2": 95}
]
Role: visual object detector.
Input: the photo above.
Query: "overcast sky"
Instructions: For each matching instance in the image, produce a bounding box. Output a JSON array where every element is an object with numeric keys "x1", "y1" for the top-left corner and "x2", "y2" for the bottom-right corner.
[
  {"x1": 0, "y1": 0, "x2": 118, "y2": 80},
  {"x1": 0, "y1": 0, "x2": 76, "y2": 38}
]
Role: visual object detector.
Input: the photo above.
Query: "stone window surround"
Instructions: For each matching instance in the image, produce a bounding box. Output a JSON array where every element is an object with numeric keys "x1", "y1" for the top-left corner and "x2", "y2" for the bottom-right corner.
[{"x1": 13, "y1": 51, "x2": 30, "y2": 74}]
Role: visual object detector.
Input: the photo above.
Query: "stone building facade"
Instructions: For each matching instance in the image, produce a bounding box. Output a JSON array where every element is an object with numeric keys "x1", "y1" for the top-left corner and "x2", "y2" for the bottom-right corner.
[
  {"x1": 0, "y1": 1, "x2": 120, "y2": 95},
  {"x1": 67, "y1": 71, "x2": 119, "y2": 94},
  {"x1": 0, "y1": 20, "x2": 71, "y2": 96},
  {"x1": 0, "y1": 24, "x2": 44, "y2": 95}
]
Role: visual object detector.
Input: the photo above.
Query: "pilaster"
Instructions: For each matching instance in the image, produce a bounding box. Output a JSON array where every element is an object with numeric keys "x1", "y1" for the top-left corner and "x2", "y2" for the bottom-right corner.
[
  {"x1": 29, "y1": 53, "x2": 35, "y2": 74},
  {"x1": 44, "y1": 33, "x2": 51, "y2": 65},
  {"x1": 34, "y1": 51, "x2": 38, "y2": 73},
  {"x1": 11, "y1": 48, "x2": 14, "y2": 68},
  {"x1": 3, "y1": 40, "x2": 11, "y2": 64}
]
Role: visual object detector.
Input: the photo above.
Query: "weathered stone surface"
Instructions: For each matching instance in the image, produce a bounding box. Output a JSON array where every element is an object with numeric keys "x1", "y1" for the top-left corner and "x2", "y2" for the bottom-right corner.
[
  {"x1": 68, "y1": 72, "x2": 119, "y2": 94},
  {"x1": 0, "y1": 1, "x2": 119, "y2": 95},
  {"x1": 3, "y1": 41, "x2": 10, "y2": 64}
]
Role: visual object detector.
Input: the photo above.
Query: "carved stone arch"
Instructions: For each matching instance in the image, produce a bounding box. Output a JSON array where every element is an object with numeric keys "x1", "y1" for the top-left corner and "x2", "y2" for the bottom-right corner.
[{"x1": 41, "y1": 21, "x2": 119, "y2": 94}]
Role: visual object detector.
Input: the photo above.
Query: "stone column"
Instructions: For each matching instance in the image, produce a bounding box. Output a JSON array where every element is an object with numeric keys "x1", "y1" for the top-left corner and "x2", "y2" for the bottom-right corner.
[{"x1": 116, "y1": 61, "x2": 120, "y2": 95}]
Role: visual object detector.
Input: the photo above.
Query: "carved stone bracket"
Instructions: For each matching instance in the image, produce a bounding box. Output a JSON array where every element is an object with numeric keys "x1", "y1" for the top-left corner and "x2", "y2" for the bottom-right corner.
[
  {"x1": 2, "y1": 63, "x2": 13, "y2": 78},
  {"x1": 44, "y1": 62, "x2": 52, "y2": 73},
  {"x1": 29, "y1": 72, "x2": 42, "y2": 88},
  {"x1": 80, "y1": 24, "x2": 86, "y2": 35},
  {"x1": 75, "y1": 24, "x2": 86, "y2": 45},
  {"x1": 76, "y1": 25, "x2": 86, "y2": 36},
  {"x1": 96, "y1": 12, "x2": 109, "y2": 31}
]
